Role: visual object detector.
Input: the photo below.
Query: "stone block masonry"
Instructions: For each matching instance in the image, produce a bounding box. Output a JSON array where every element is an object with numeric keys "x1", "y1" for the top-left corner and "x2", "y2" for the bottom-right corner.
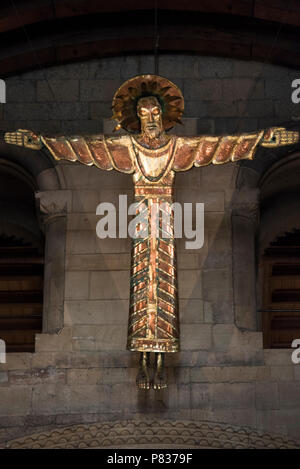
[
  {"x1": 0, "y1": 54, "x2": 299, "y2": 447},
  {"x1": 2, "y1": 54, "x2": 299, "y2": 136}
]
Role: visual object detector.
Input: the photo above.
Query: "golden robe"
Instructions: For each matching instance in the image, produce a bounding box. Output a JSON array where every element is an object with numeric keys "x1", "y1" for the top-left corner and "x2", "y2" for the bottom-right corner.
[{"x1": 42, "y1": 130, "x2": 265, "y2": 352}]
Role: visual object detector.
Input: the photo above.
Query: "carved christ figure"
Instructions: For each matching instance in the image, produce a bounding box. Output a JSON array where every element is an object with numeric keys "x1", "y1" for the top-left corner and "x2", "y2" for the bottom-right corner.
[{"x1": 4, "y1": 74, "x2": 299, "y2": 390}]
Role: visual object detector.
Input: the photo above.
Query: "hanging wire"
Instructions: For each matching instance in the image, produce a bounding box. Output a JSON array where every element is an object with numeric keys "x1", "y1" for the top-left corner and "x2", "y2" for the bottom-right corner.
[
  {"x1": 232, "y1": 0, "x2": 297, "y2": 198},
  {"x1": 235, "y1": 0, "x2": 294, "y2": 134},
  {"x1": 7, "y1": 0, "x2": 296, "y2": 137},
  {"x1": 154, "y1": 0, "x2": 159, "y2": 75},
  {"x1": 9, "y1": 0, "x2": 65, "y2": 131}
]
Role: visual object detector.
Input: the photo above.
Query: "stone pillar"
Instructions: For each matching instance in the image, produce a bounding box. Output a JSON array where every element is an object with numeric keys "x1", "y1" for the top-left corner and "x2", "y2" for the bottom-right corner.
[
  {"x1": 35, "y1": 190, "x2": 71, "y2": 333},
  {"x1": 231, "y1": 188, "x2": 259, "y2": 330}
]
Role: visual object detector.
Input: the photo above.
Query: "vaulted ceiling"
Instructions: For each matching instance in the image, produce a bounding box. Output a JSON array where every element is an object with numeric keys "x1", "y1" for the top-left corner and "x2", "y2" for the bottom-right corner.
[{"x1": 0, "y1": 0, "x2": 300, "y2": 76}]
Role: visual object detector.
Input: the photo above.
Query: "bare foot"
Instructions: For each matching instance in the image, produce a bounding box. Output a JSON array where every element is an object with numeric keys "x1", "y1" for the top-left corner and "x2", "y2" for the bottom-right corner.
[
  {"x1": 153, "y1": 352, "x2": 167, "y2": 390},
  {"x1": 136, "y1": 352, "x2": 151, "y2": 390}
]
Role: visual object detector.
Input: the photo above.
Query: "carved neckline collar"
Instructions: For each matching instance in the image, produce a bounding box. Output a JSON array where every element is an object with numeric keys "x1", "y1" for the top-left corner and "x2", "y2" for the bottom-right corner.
[{"x1": 132, "y1": 135, "x2": 173, "y2": 152}]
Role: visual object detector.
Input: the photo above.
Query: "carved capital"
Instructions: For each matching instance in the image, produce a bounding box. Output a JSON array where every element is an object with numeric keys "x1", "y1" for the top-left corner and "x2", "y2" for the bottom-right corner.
[
  {"x1": 230, "y1": 188, "x2": 260, "y2": 226},
  {"x1": 35, "y1": 190, "x2": 72, "y2": 223}
]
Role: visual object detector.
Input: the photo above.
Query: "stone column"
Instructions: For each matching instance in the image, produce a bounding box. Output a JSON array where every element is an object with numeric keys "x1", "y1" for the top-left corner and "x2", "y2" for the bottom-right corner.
[
  {"x1": 231, "y1": 188, "x2": 259, "y2": 330},
  {"x1": 35, "y1": 190, "x2": 71, "y2": 333}
]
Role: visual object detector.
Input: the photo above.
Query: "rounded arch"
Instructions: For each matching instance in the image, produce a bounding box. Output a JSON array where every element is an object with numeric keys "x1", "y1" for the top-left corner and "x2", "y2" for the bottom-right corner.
[
  {"x1": 0, "y1": 2, "x2": 300, "y2": 77},
  {"x1": 3, "y1": 419, "x2": 300, "y2": 449},
  {"x1": 0, "y1": 144, "x2": 69, "y2": 335},
  {"x1": 257, "y1": 151, "x2": 300, "y2": 348},
  {"x1": 0, "y1": 156, "x2": 47, "y2": 352},
  {"x1": 0, "y1": 159, "x2": 42, "y2": 246},
  {"x1": 258, "y1": 151, "x2": 300, "y2": 257},
  {"x1": 0, "y1": 142, "x2": 61, "y2": 192},
  {"x1": 231, "y1": 149, "x2": 300, "y2": 331}
]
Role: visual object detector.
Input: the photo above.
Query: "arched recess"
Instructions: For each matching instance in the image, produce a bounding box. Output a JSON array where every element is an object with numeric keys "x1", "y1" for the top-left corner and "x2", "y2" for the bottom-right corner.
[
  {"x1": 0, "y1": 142, "x2": 61, "y2": 191},
  {"x1": 0, "y1": 160, "x2": 44, "y2": 352},
  {"x1": 0, "y1": 143, "x2": 69, "y2": 343},
  {"x1": 230, "y1": 128, "x2": 300, "y2": 330},
  {"x1": 257, "y1": 152, "x2": 300, "y2": 348},
  {"x1": 230, "y1": 124, "x2": 300, "y2": 332}
]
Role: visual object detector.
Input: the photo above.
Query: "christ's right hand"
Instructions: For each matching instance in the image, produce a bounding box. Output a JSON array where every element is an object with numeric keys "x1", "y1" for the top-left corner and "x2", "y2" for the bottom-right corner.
[{"x1": 4, "y1": 129, "x2": 43, "y2": 150}]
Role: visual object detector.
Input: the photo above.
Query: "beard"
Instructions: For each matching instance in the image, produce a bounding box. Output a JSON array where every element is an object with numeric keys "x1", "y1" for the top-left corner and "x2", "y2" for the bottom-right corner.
[
  {"x1": 144, "y1": 126, "x2": 161, "y2": 139},
  {"x1": 138, "y1": 127, "x2": 168, "y2": 149}
]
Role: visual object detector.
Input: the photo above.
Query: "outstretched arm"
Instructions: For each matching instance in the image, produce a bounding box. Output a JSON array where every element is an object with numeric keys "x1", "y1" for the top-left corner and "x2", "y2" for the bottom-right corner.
[
  {"x1": 173, "y1": 127, "x2": 299, "y2": 171},
  {"x1": 4, "y1": 129, "x2": 43, "y2": 150},
  {"x1": 259, "y1": 127, "x2": 299, "y2": 148},
  {"x1": 3, "y1": 129, "x2": 134, "y2": 173}
]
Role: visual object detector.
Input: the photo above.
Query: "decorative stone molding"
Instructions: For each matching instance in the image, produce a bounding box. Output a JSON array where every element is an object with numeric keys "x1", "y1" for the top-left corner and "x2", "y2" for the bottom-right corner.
[
  {"x1": 35, "y1": 190, "x2": 72, "y2": 224},
  {"x1": 230, "y1": 188, "x2": 260, "y2": 226},
  {"x1": 4, "y1": 420, "x2": 300, "y2": 449},
  {"x1": 231, "y1": 188, "x2": 260, "y2": 330},
  {"x1": 35, "y1": 190, "x2": 70, "y2": 333}
]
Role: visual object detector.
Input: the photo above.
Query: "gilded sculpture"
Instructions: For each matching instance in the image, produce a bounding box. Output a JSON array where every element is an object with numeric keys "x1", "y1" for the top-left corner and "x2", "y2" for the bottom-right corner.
[{"x1": 4, "y1": 75, "x2": 299, "y2": 390}]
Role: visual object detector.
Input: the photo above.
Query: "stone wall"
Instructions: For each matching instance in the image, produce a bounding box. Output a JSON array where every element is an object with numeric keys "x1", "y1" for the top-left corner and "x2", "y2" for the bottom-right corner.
[
  {"x1": 1, "y1": 54, "x2": 299, "y2": 136},
  {"x1": 0, "y1": 55, "x2": 300, "y2": 447}
]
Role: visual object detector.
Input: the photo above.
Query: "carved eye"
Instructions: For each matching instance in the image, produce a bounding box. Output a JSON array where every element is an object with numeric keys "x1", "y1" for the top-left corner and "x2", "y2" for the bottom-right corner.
[
  {"x1": 139, "y1": 108, "x2": 148, "y2": 116},
  {"x1": 152, "y1": 108, "x2": 160, "y2": 115}
]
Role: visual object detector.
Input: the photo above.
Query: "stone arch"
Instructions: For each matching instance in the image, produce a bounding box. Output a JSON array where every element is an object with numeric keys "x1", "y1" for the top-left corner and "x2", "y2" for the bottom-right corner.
[
  {"x1": 0, "y1": 159, "x2": 41, "y2": 245},
  {"x1": 0, "y1": 144, "x2": 68, "y2": 335},
  {"x1": 258, "y1": 152, "x2": 300, "y2": 258},
  {"x1": 0, "y1": 158, "x2": 45, "y2": 351},
  {"x1": 256, "y1": 151, "x2": 300, "y2": 340},
  {"x1": 0, "y1": 142, "x2": 61, "y2": 192},
  {"x1": 3, "y1": 420, "x2": 300, "y2": 449},
  {"x1": 1, "y1": 2, "x2": 300, "y2": 76},
  {"x1": 231, "y1": 148, "x2": 300, "y2": 331}
]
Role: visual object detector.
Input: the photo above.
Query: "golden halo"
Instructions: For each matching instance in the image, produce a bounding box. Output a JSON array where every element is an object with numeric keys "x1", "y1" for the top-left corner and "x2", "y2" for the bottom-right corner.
[{"x1": 111, "y1": 74, "x2": 184, "y2": 133}]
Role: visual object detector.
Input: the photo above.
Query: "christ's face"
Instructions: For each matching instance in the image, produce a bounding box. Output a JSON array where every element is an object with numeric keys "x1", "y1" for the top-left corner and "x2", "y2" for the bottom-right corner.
[{"x1": 137, "y1": 96, "x2": 163, "y2": 139}]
